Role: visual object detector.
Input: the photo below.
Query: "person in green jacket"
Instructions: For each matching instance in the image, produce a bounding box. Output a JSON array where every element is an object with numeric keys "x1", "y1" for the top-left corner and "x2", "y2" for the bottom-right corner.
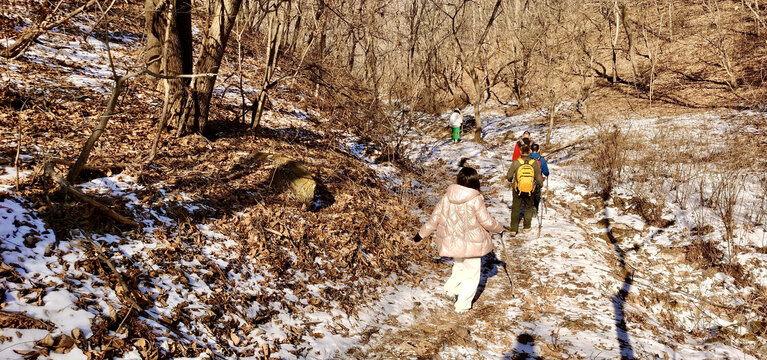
[{"x1": 506, "y1": 143, "x2": 543, "y2": 236}]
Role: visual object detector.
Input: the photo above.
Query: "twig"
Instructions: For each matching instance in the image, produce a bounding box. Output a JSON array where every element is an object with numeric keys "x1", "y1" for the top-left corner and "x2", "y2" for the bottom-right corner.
[
  {"x1": 14, "y1": 112, "x2": 25, "y2": 192},
  {"x1": 48, "y1": 157, "x2": 129, "y2": 172},
  {"x1": 44, "y1": 161, "x2": 139, "y2": 227}
]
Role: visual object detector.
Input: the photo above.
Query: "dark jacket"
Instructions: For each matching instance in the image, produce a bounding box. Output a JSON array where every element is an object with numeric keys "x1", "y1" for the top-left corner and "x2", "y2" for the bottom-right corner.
[
  {"x1": 529, "y1": 152, "x2": 549, "y2": 178},
  {"x1": 506, "y1": 155, "x2": 543, "y2": 192}
]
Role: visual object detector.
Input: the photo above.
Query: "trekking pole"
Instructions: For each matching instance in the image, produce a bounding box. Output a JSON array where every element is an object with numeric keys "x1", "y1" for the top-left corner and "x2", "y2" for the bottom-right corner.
[
  {"x1": 497, "y1": 231, "x2": 515, "y2": 297},
  {"x1": 493, "y1": 151, "x2": 515, "y2": 297},
  {"x1": 537, "y1": 178, "x2": 548, "y2": 238}
]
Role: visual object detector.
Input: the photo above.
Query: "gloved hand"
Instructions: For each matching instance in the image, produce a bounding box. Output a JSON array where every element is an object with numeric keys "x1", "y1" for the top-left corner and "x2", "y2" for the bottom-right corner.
[{"x1": 413, "y1": 234, "x2": 422, "y2": 243}]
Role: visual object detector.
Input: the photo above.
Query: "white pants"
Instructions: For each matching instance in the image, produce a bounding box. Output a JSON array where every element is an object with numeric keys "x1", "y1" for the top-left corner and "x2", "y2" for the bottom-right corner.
[{"x1": 443, "y1": 257, "x2": 482, "y2": 312}]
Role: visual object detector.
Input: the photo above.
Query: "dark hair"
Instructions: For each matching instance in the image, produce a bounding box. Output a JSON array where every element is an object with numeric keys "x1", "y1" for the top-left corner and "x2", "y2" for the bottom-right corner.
[
  {"x1": 457, "y1": 167, "x2": 481, "y2": 191},
  {"x1": 531, "y1": 143, "x2": 540, "y2": 152},
  {"x1": 520, "y1": 143, "x2": 531, "y2": 154},
  {"x1": 522, "y1": 137, "x2": 531, "y2": 145},
  {"x1": 523, "y1": 130, "x2": 530, "y2": 136}
]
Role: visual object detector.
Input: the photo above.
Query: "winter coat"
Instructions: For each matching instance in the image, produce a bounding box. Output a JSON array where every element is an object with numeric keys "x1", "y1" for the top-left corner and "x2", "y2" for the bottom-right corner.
[
  {"x1": 449, "y1": 111, "x2": 463, "y2": 128},
  {"x1": 418, "y1": 184, "x2": 504, "y2": 258},
  {"x1": 506, "y1": 155, "x2": 543, "y2": 193},
  {"x1": 529, "y1": 152, "x2": 549, "y2": 179}
]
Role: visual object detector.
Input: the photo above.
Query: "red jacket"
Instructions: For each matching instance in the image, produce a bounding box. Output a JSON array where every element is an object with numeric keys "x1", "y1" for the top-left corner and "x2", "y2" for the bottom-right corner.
[{"x1": 511, "y1": 142, "x2": 522, "y2": 161}]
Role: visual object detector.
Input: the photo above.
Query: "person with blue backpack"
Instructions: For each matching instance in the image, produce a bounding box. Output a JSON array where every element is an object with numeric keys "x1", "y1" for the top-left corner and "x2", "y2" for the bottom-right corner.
[{"x1": 529, "y1": 143, "x2": 549, "y2": 213}]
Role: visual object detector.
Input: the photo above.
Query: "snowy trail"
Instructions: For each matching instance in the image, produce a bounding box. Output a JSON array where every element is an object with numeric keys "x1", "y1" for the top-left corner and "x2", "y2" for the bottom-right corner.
[
  {"x1": 349, "y1": 109, "x2": 757, "y2": 359},
  {"x1": 352, "y1": 132, "x2": 628, "y2": 359}
]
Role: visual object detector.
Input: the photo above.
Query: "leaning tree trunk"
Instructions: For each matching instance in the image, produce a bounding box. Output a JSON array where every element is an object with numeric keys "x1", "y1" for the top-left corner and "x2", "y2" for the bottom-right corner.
[
  {"x1": 546, "y1": 104, "x2": 555, "y2": 146},
  {"x1": 177, "y1": 0, "x2": 243, "y2": 136},
  {"x1": 143, "y1": 0, "x2": 166, "y2": 77}
]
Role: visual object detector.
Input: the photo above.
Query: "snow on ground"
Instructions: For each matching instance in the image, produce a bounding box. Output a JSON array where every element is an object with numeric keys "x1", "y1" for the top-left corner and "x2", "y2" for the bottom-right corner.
[
  {"x1": 1, "y1": 97, "x2": 764, "y2": 358},
  {"x1": 342, "y1": 105, "x2": 765, "y2": 359},
  {"x1": 1, "y1": 27, "x2": 128, "y2": 94},
  {"x1": 2, "y1": 8, "x2": 765, "y2": 357}
]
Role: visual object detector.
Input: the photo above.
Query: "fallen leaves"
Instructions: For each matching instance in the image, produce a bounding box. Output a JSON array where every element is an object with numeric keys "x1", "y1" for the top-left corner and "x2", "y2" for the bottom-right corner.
[{"x1": 0, "y1": 310, "x2": 54, "y2": 330}]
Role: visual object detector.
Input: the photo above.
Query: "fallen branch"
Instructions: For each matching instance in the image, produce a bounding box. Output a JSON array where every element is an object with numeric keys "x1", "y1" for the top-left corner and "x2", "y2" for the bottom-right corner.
[
  {"x1": 542, "y1": 137, "x2": 584, "y2": 158},
  {"x1": 44, "y1": 161, "x2": 139, "y2": 227},
  {"x1": 49, "y1": 157, "x2": 130, "y2": 172},
  {"x1": 74, "y1": 237, "x2": 143, "y2": 312}
]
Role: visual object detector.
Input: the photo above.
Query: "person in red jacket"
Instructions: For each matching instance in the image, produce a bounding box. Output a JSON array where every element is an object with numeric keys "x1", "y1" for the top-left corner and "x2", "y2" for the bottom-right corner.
[{"x1": 511, "y1": 131, "x2": 532, "y2": 161}]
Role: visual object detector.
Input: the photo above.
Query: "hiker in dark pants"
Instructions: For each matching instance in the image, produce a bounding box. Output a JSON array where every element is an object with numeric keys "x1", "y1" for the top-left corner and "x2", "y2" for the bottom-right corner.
[
  {"x1": 529, "y1": 143, "x2": 549, "y2": 213},
  {"x1": 506, "y1": 143, "x2": 542, "y2": 236}
]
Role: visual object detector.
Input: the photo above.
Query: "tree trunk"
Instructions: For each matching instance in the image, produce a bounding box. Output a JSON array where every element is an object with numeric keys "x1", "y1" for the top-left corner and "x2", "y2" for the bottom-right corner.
[
  {"x1": 251, "y1": 13, "x2": 283, "y2": 130},
  {"x1": 143, "y1": 0, "x2": 165, "y2": 77},
  {"x1": 148, "y1": 0, "x2": 193, "y2": 160},
  {"x1": 177, "y1": 0, "x2": 243, "y2": 136},
  {"x1": 611, "y1": 1, "x2": 620, "y2": 84},
  {"x1": 620, "y1": 4, "x2": 639, "y2": 86},
  {"x1": 67, "y1": 67, "x2": 144, "y2": 182},
  {"x1": 472, "y1": 70, "x2": 484, "y2": 141},
  {"x1": 546, "y1": 104, "x2": 555, "y2": 146}
]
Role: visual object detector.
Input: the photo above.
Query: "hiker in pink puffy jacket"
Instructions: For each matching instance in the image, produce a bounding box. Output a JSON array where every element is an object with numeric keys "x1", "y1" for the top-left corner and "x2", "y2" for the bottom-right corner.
[{"x1": 412, "y1": 167, "x2": 504, "y2": 313}]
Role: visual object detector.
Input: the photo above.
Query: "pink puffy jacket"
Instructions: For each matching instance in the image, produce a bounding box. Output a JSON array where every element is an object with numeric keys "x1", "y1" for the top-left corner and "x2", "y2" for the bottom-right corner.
[{"x1": 418, "y1": 184, "x2": 504, "y2": 258}]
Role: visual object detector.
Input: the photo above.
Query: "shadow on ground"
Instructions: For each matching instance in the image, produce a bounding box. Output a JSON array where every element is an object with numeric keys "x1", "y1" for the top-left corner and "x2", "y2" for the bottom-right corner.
[
  {"x1": 503, "y1": 332, "x2": 541, "y2": 360},
  {"x1": 473, "y1": 251, "x2": 503, "y2": 303},
  {"x1": 602, "y1": 191, "x2": 636, "y2": 360}
]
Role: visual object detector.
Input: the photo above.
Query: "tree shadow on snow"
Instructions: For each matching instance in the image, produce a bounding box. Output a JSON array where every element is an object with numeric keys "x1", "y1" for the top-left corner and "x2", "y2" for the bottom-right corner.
[
  {"x1": 602, "y1": 191, "x2": 636, "y2": 360},
  {"x1": 472, "y1": 251, "x2": 502, "y2": 303},
  {"x1": 503, "y1": 332, "x2": 541, "y2": 360}
]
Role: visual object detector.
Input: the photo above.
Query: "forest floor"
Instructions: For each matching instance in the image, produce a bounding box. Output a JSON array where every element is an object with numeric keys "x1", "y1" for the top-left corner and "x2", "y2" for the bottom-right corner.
[{"x1": 1, "y1": 8, "x2": 766, "y2": 359}]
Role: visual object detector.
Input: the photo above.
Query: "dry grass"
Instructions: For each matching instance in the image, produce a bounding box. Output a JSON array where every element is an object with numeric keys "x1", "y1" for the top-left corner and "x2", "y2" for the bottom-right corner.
[
  {"x1": 711, "y1": 173, "x2": 746, "y2": 259},
  {"x1": 586, "y1": 122, "x2": 631, "y2": 199},
  {"x1": 627, "y1": 194, "x2": 669, "y2": 228}
]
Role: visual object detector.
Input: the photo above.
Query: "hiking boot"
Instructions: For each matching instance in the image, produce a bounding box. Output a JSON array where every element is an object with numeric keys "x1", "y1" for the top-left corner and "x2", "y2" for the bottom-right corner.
[
  {"x1": 522, "y1": 227, "x2": 532, "y2": 234},
  {"x1": 509, "y1": 231, "x2": 517, "y2": 237}
]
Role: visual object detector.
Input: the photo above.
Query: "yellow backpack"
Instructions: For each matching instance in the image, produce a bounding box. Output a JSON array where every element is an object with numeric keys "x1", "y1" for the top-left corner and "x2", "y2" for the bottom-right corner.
[{"x1": 514, "y1": 159, "x2": 536, "y2": 195}]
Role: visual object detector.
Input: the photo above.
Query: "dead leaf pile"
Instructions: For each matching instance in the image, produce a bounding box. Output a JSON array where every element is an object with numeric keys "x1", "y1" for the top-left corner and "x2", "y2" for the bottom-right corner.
[{"x1": 0, "y1": 5, "x2": 436, "y2": 357}]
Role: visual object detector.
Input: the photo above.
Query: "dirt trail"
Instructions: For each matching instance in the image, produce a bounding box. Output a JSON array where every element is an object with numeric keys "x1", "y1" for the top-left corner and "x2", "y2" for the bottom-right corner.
[{"x1": 347, "y1": 140, "x2": 628, "y2": 359}]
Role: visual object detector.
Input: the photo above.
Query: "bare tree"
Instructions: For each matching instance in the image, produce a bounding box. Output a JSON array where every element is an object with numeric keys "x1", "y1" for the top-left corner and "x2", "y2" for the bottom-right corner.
[
  {"x1": 702, "y1": 0, "x2": 739, "y2": 90},
  {"x1": 251, "y1": 4, "x2": 284, "y2": 129},
  {"x1": 146, "y1": 0, "x2": 193, "y2": 161},
  {"x1": 443, "y1": 0, "x2": 503, "y2": 142}
]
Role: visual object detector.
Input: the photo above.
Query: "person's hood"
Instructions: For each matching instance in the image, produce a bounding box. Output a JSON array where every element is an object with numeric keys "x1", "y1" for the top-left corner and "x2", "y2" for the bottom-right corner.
[
  {"x1": 529, "y1": 152, "x2": 540, "y2": 159},
  {"x1": 446, "y1": 184, "x2": 480, "y2": 204}
]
